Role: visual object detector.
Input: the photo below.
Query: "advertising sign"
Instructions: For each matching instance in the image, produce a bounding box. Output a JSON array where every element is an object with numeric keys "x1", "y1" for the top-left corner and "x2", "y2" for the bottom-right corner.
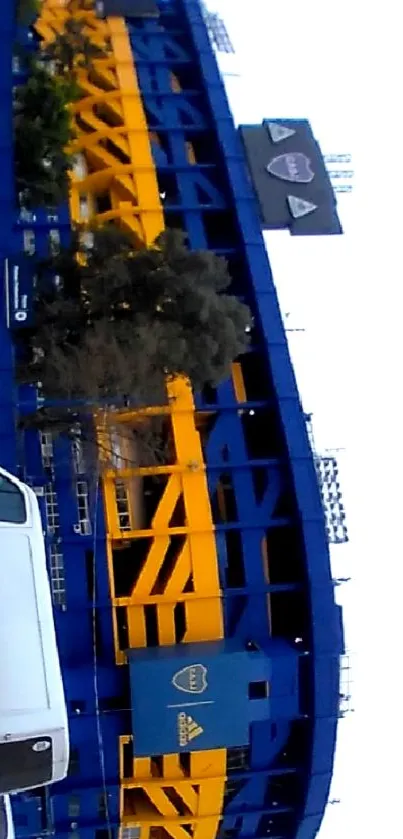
[
  {"x1": 240, "y1": 119, "x2": 343, "y2": 235},
  {"x1": 4, "y1": 257, "x2": 35, "y2": 329}
]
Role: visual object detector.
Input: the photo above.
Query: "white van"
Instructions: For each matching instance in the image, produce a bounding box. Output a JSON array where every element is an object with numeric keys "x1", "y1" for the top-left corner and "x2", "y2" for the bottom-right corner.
[
  {"x1": 0, "y1": 466, "x2": 69, "y2": 793},
  {"x1": 1, "y1": 796, "x2": 15, "y2": 839}
]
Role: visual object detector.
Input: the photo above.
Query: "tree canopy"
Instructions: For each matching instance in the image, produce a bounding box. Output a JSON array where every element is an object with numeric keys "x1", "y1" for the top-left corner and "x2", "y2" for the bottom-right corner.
[
  {"x1": 13, "y1": 60, "x2": 75, "y2": 208},
  {"x1": 16, "y1": 0, "x2": 40, "y2": 25},
  {"x1": 42, "y1": 17, "x2": 106, "y2": 78},
  {"x1": 13, "y1": 15, "x2": 106, "y2": 208},
  {"x1": 19, "y1": 227, "x2": 252, "y2": 405}
]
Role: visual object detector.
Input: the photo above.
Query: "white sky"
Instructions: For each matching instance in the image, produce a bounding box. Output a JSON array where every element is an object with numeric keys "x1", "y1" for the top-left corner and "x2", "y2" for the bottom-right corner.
[{"x1": 207, "y1": 1, "x2": 403, "y2": 835}]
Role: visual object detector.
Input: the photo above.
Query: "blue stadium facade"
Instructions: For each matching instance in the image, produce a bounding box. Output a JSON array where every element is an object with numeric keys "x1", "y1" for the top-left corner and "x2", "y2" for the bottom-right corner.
[{"x1": 2, "y1": 2, "x2": 344, "y2": 839}]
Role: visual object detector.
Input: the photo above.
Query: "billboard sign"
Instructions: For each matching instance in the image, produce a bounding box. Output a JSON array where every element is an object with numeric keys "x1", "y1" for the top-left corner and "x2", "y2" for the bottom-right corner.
[
  {"x1": 129, "y1": 642, "x2": 250, "y2": 756},
  {"x1": 239, "y1": 119, "x2": 343, "y2": 235},
  {"x1": 95, "y1": 0, "x2": 159, "y2": 17}
]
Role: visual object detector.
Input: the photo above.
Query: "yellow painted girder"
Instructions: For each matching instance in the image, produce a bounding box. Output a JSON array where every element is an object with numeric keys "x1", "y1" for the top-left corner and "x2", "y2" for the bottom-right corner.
[
  {"x1": 36, "y1": 5, "x2": 226, "y2": 831},
  {"x1": 119, "y1": 739, "x2": 226, "y2": 839}
]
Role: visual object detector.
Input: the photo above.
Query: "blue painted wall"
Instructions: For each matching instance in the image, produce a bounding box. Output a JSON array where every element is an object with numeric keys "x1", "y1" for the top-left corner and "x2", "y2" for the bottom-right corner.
[
  {"x1": 129, "y1": 3, "x2": 344, "y2": 838},
  {"x1": 5, "y1": 2, "x2": 344, "y2": 838},
  {"x1": 129, "y1": 639, "x2": 299, "y2": 754}
]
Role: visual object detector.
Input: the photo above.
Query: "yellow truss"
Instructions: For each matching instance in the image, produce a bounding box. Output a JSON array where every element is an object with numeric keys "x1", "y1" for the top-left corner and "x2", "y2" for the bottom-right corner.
[{"x1": 35, "y1": 2, "x2": 227, "y2": 837}]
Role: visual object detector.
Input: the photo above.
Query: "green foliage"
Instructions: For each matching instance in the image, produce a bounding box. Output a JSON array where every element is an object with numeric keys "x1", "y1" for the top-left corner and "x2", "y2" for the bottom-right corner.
[
  {"x1": 16, "y1": 0, "x2": 40, "y2": 25},
  {"x1": 19, "y1": 228, "x2": 252, "y2": 404},
  {"x1": 13, "y1": 14, "x2": 107, "y2": 208},
  {"x1": 42, "y1": 17, "x2": 106, "y2": 77},
  {"x1": 14, "y1": 61, "x2": 75, "y2": 208}
]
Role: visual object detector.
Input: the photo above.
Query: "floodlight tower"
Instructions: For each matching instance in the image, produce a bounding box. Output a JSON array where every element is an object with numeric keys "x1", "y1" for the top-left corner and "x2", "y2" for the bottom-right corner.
[
  {"x1": 201, "y1": 2, "x2": 241, "y2": 80},
  {"x1": 324, "y1": 153, "x2": 354, "y2": 195},
  {"x1": 304, "y1": 415, "x2": 349, "y2": 544}
]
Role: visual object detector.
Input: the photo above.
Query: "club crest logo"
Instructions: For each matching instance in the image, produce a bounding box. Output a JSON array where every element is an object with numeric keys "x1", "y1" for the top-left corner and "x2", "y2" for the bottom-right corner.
[
  {"x1": 172, "y1": 664, "x2": 208, "y2": 695},
  {"x1": 267, "y1": 153, "x2": 315, "y2": 184}
]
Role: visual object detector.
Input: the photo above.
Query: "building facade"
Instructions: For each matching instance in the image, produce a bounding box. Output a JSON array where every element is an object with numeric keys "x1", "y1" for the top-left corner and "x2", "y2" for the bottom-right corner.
[{"x1": 3, "y1": 2, "x2": 343, "y2": 839}]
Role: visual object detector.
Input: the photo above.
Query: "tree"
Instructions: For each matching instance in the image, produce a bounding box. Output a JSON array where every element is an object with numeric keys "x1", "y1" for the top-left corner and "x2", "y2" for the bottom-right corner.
[
  {"x1": 18, "y1": 227, "x2": 252, "y2": 403},
  {"x1": 42, "y1": 17, "x2": 106, "y2": 78},
  {"x1": 13, "y1": 11, "x2": 107, "y2": 208},
  {"x1": 16, "y1": 0, "x2": 40, "y2": 25},
  {"x1": 13, "y1": 61, "x2": 75, "y2": 207}
]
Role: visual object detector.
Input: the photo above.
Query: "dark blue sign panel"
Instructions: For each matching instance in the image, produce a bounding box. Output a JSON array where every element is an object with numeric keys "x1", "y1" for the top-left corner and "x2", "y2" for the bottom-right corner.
[
  {"x1": 239, "y1": 119, "x2": 342, "y2": 236},
  {"x1": 96, "y1": 0, "x2": 158, "y2": 17},
  {"x1": 5, "y1": 257, "x2": 35, "y2": 329},
  {"x1": 129, "y1": 641, "x2": 250, "y2": 755}
]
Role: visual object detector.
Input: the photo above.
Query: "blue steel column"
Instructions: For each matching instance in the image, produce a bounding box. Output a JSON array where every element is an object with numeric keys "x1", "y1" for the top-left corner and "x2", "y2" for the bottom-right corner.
[
  {"x1": 129, "y1": 5, "x2": 306, "y2": 838},
  {"x1": 179, "y1": 4, "x2": 342, "y2": 839},
  {"x1": 130, "y1": 4, "x2": 342, "y2": 839}
]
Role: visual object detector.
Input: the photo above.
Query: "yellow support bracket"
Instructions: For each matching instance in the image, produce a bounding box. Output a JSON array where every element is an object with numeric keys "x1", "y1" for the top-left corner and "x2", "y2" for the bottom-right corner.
[{"x1": 36, "y1": 1, "x2": 226, "y2": 830}]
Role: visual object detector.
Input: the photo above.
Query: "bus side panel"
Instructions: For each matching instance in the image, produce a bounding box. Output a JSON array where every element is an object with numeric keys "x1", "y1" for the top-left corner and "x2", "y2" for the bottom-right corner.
[{"x1": 0, "y1": 532, "x2": 50, "y2": 718}]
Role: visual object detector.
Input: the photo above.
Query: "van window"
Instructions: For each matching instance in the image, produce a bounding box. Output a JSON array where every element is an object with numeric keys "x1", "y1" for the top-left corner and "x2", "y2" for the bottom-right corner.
[{"x1": 0, "y1": 475, "x2": 27, "y2": 523}]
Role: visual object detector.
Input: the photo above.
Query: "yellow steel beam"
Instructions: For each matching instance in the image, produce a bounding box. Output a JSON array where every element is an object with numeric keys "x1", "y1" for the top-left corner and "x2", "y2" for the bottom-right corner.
[{"x1": 36, "y1": 3, "x2": 226, "y2": 834}]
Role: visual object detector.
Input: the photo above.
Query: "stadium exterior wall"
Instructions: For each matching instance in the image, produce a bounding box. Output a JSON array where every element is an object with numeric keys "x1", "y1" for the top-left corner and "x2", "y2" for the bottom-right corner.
[{"x1": 2, "y1": 3, "x2": 344, "y2": 839}]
